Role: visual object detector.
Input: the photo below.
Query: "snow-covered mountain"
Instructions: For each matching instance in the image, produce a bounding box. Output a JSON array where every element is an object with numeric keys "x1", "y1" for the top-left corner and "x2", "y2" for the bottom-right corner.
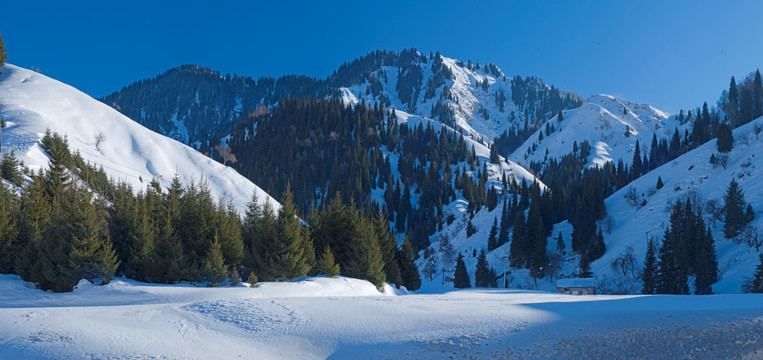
[
  {"x1": 335, "y1": 51, "x2": 581, "y2": 142},
  {"x1": 510, "y1": 94, "x2": 683, "y2": 168},
  {"x1": 588, "y1": 115, "x2": 763, "y2": 293},
  {"x1": 0, "y1": 64, "x2": 278, "y2": 213},
  {"x1": 101, "y1": 49, "x2": 582, "y2": 150}
]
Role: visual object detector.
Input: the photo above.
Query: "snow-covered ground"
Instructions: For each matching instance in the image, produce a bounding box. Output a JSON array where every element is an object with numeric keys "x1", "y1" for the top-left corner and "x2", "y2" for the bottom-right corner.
[
  {"x1": 0, "y1": 274, "x2": 761, "y2": 359},
  {"x1": 0, "y1": 64, "x2": 278, "y2": 214}
]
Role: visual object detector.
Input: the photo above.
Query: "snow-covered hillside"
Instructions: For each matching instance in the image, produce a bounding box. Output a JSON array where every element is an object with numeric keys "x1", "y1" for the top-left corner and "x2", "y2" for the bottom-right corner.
[
  {"x1": 338, "y1": 52, "x2": 580, "y2": 143},
  {"x1": 510, "y1": 94, "x2": 681, "y2": 168},
  {"x1": 0, "y1": 274, "x2": 761, "y2": 359},
  {"x1": 0, "y1": 64, "x2": 278, "y2": 213},
  {"x1": 590, "y1": 116, "x2": 763, "y2": 293}
]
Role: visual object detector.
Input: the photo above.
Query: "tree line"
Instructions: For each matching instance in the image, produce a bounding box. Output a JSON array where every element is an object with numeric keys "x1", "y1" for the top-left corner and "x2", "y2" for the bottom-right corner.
[{"x1": 0, "y1": 131, "x2": 420, "y2": 292}]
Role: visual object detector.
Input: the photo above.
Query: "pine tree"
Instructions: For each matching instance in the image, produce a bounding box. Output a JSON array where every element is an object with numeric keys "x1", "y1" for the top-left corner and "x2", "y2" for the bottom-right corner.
[
  {"x1": 316, "y1": 245, "x2": 340, "y2": 277},
  {"x1": 0, "y1": 30, "x2": 7, "y2": 73},
  {"x1": 753, "y1": 69, "x2": 763, "y2": 120},
  {"x1": 498, "y1": 199, "x2": 510, "y2": 246},
  {"x1": 578, "y1": 253, "x2": 592, "y2": 278},
  {"x1": 0, "y1": 183, "x2": 19, "y2": 273},
  {"x1": 656, "y1": 176, "x2": 664, "y2": 190},
  {"x1": 510, "y1": 210, "x2": 526, "y2": 268},
  {"x1": 204, "y1": 234, "x2": 227, "y2": 286},
  {"x1": 1, "y1": 150, "x2": 24, "y2": 185},
  {"x1": 272, "y1": 184, "x2": 311, "y2": 280},
  {"x1": 374, "y1": 213, "x2": 402, "y2": 287},
  {"x1": 716, "y1": 120, "x2": 733, "y2": 153},
  {"x1": 723, "y1": 179, "x2": 747, "y2": 238},
  {"x1": 453, "y1": 253, "x2": 470, "y2": 288},
  {"x1": 474, "y1": 249, "x2": 490, "y2": 287},
  {"x1": 466, "y1": 219, "x2": 477, "y2": 237},
  {"x1": 641, "y1": 238, "x2": 657, "y2": 294},
  {"x1": 747, "y1": 253, "x2": 763, "y2": 293},
  {"x1": 487, "y1": 217, "x2": 498, "y2": 251},
  {"x1": 694, "y1": 227, "x2": 717, "y2": 295},
  {"x1": 631, "y1": 140, "x2": 642, "y2": 179},
  {"x1": 398, "y1": 237, "x2": 421, "y2": 290},
  {"x1": 556, "y1": 231, "x2": 565, "y2": 254}
]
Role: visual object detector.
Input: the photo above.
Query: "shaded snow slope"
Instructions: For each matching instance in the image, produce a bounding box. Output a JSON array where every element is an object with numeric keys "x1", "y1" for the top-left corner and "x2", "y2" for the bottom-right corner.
[
  {"x1": 0, "y1": 64, "x2": 278, "y2": 213},
  {"x1": 511, "y1": 94, "x2": 682, "y2": 168},
  {"x1": 592, "y1": 116, "x2": 763, "y2": 293},
  {"x1": 0, "y1": 274, "x2": 761, "y2": 359}
]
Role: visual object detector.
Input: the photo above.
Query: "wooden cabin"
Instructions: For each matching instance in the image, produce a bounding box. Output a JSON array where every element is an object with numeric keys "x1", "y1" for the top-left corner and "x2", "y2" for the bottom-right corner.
[{"x1": 556, "y1": 278, "x2": 596, "y2": 295}]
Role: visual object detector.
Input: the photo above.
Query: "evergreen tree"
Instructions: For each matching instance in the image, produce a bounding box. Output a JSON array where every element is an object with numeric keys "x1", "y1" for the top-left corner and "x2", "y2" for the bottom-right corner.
[
  {"x1": 474, "y1": 249, "x2": 491, "y2": 287},
  {"x1": 398, "y1": 237, "x2": 421, "y2": 290},
  {"x1": 641, "y1": 238, "x2": 657, "y2": 294},
  {"x1": 509, "y1": 210, "x2": 526, "y2": 268},
  {"x1": 466, "y1": 219, "x2": 477, "y2": 237},
  {"x1": 272, "y1": 184, "x2": 312, "y2": 280},
  {"x1": 1, "y1": 150, "x2": 24, "y2": 185},
  {"x1": 723, "y1": 179, "x2": 747, "y2": 238},
  {"x1": 497, "y1": 199, "x2": 510, "y2": 246},
  {"x1": 487, "y1": 217, "x2": 498, "y2": 251},
  {"x1": 0, "y1": 183, "x2": 19, "y2": 273},
  {"x1": 747, "y1": 253, "x2": 763, "y2": 293},
  {"x1": 694, "y1": 227, "x2": 717, "y2": 295},
  {"x1": 316, "y1": 245, "x2": 340, "y2": 277},
  {"x1": 728, "y1": 76, "x2": 739, "y2": 125},
  {"x1": 656, "y1": 176, "x2": 664, "y2": 190},
  {"x1": 716, "y1": 120, "x2": 733, "y2": 153},
  {"x1": 453, "y1": 253, "x2": 470, "y2": 288},
  {"x1": 754, "y1": 70, "x2": 763, "y2": 120},
  {"x1": 556, "y1": 231, "x2": 565, "y2": 254},
  {"x1": 631, "y1": 140, "x2": 642, "y2": 179},
  {"x1": 374, "y1": 213, "x2": 402, "y2": 287},
  {"x1": 204, "y1": 234, "x2": 227, "y2": 286},
  {"x1": 578, "y1": 253, "x2": 592, "y2": 278}
]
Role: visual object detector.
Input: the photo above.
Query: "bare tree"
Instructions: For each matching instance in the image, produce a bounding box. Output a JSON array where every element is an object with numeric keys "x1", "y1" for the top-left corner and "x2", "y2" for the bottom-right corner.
[
  {"x1": 610, "y1": 246, "x2": 637, "y2": 279},
  {"x1": 601, "y1": 215, "x2": 615, "y2": 234},
  {"x1": 741, "y1": 225, "x2": 761, "y2": 251},
  {"x1": 95, "y1": 131, "x2": 106, "y2": 151}
]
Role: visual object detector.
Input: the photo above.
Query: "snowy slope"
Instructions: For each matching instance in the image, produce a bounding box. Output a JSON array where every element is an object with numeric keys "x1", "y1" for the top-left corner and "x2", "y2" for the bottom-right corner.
[
  {"x1": 0, "y1": 64, "x2": 278, "y2": 213},
  {"x1": 589, "y1": 116, "x2": 763, "y2": 293},
  {"x1": 337, "y1": 52, "x2": 580, "y2": 143},
  {"x1": 510, "y1": 94, "x2": 682, "y2": 168},
  {"x1": 0, "y1": 274, "x2": 762, "y2": 359}
]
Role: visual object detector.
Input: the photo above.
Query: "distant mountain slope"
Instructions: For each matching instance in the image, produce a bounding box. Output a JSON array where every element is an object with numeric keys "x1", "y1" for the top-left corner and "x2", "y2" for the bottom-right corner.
[
  {"x1": 510, "y1": 94, "x2": 684, "y2": 169},
  {"x1": 590, "y1": 115, "x2": 763, "y2": 293},
  {"x1": 0, "y1": 64, "x2": 278, "y2": 213},
  {"x1": 100, "y1": 49, "x2": 582, "y2": 152}
]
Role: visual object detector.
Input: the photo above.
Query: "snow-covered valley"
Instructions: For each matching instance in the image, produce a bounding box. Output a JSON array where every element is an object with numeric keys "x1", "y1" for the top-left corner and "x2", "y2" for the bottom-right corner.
[{"x1": 1, "y1": 274, "x2": 762, "y2": 359}]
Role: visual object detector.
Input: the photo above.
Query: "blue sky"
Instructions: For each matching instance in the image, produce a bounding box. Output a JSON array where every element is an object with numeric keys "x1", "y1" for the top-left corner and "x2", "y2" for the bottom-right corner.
[{"x1": 1, "y1": 1, "x2": 762, "y2": 113}]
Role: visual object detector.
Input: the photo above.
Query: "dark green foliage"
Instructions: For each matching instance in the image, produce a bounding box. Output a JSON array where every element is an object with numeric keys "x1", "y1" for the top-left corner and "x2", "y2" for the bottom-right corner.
[
  {"x1": 656, "y1": 198, "x2": 717, "y2": 294},
  {"x1": 398, "y1": 237, "x2": 420, "y2": 290},
  {"x1": 641, "y1": 238, "x2": 657, "y2": 294},
  {"x1": 723, "y1": 179, "x2": 749, "y2": 239},
  {"x1": 316, "y1": 245, "x2": 340, "y2": 277},
  {"x1": 474, "y1": 249, "x2": 492, "y2": 287},
  {"x1": 453, "y1": 253, "x2": 470, "y2": 288},
  {"x1": 578, "y1": 253, "x2": 592, "y2": 278},
  {"x1": 1, "y1": 150, "x2": 24, "y2": 186},
  {"x1": 716, "y1": 121, "x2": 733, "y2": 153},
  {"x1": 204, "y1": 234, "x2": 227, "y2": 286},
  {"x1": 247, "y1": 271, "x2": 258, "y2": 286},
  {"x1": 656, "y1": 176, "x2": 664, "y2": 190},
  {"x1": 466, "y1": 219, "x2": 477, "y2": 238},
  {"x1": 0, "y1": 183, "x2": 19, "y2": 273},
  {"x1": 487, "y1": 217, "x2": 498, "y2": 251},
  {"x1": 745, "y1": 253, "x2": 763, "y2": 293}
]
